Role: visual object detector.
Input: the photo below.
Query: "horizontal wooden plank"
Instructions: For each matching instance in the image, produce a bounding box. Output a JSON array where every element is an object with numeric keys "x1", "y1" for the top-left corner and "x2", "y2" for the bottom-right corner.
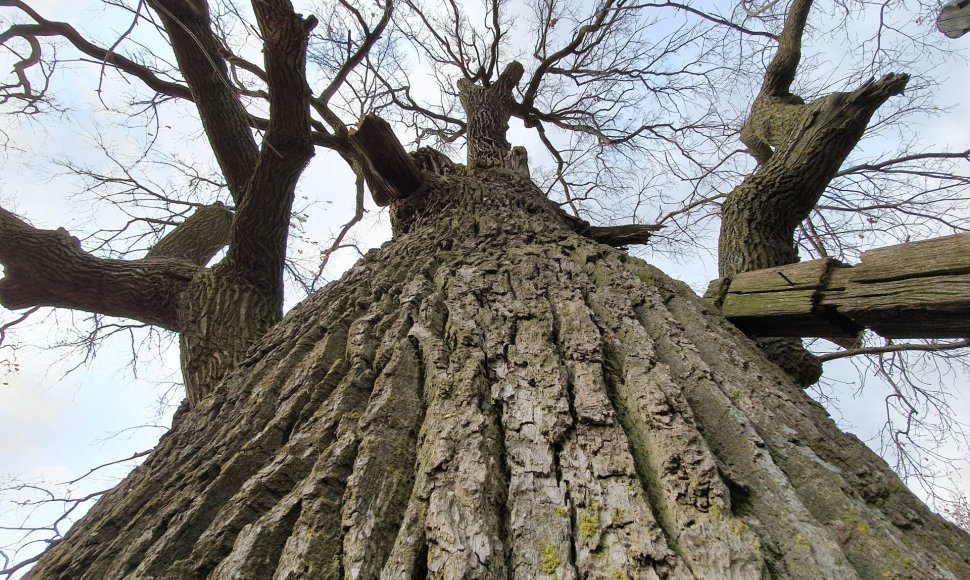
[
  {"x1": 722, "y1": 289, "x2": 817, "y2": 318},
  {"x1": 728, "y1": 258, "x2": 834, "y2": 293},
  {"x1": 820, "y1": 273, "x2": 970, "y2": 312},
  {"x1": 820, "y1": 273, "x2": 970, "y2": 338},
  {"x1": 722, "y1": 286, "x2": 862, "y2": 337},
  {"x1": 825, "y1": 266, "x2": 854, "y2": 291},
  {"x1": 850, "y1": 232, "x2": 970, "y2": 283},
  {"x1": 716, "y1": 234, "x2": 970, "y2": 339}
]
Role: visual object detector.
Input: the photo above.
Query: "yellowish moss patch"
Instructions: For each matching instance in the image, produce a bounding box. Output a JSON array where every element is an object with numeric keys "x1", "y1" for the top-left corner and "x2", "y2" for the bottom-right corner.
[
  {"x1": 541, "y1": 539, "x2": 560, "y2": 576},
  {"x1": 842, "y1": 511, "x2": 871, "y2": 536},
  {"x1": 728, "y1": 518, "x2": 749, "y2": 537},
  {"x1": 579, "y1": 503, "x2": 602, "y2": 538},
  {"x1": 709, "y1": 498, "x2": 722, "y2": 521}
]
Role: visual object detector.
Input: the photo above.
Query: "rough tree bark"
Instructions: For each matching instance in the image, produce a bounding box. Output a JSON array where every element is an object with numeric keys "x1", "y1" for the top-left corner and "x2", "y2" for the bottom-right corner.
[{"x1": 27, "y1": 154, "x2": 970, "y2": 579}]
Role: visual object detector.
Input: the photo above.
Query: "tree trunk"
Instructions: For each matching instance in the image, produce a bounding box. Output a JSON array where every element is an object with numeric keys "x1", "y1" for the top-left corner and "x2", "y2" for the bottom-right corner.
[
  {"x1": 178, "y1": 266, "x2": 282, "y2": 407},
  {"x1": 29, "y1": 167, "x2": 970, "y2": 579}
]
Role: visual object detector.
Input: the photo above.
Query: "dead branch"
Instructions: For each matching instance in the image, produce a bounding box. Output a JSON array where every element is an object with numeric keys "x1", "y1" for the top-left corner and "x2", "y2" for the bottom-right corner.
[{"x1": 349, "y1": 113, "x2": 423, "y2": 204}]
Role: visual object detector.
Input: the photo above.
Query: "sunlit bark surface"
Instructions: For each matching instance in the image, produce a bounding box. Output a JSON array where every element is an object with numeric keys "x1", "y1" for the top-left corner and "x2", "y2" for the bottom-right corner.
[{"x1": 30, "y1": 167, "x2": 970, "y2": 579}]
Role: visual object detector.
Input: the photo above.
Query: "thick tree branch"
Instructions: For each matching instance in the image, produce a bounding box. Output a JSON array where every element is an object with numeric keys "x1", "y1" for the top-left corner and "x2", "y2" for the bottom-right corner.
[
  {"x1": 721, "y1": 73, "x2": 909, "y2": 277},
  {"x1": 548, "y1": 201, "x2": 660, "y2": 248},
  {"x1": 722, "y1": 0, "x2": 909, "y2": 386},
  {"x1": 0, "y1": 208, "x2": 197, "y2": 330},
  {"x1": 739, "y1": 0, "x2": 812, "y2": 164},
  {"x1": 458, "y1": 60, "x2": 523, "y2": 167},
  {"x1": 146, "y1": 0, "x2": 259, "y2": 202},
  {"x1": 720, "y1": 73, "x2": 909, "y2": 386},
  {"x1": 761, "y1": 0, "x2": 811, "y2": 98},
  {"x1": 349, "y1": 113, "x2": 423, "y2": 205},
  {"x1": 144, "y1": 202, "x2": 232, "y2": 266},
  {"x1": 587, "y1": 223, "x2": 662, "y2": 247},
  {"x1": 223, "y1": 0, "x2": 316, "y2": 306}
]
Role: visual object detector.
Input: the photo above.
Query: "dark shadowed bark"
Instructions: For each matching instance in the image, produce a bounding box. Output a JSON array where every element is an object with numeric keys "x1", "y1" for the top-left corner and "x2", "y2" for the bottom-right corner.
[
  {"x1": 28, "y1": 161, "x2": 970, "y2": 579},
  {"x1": 145, "y1": 203, "x2": 233, "y2": 267}
]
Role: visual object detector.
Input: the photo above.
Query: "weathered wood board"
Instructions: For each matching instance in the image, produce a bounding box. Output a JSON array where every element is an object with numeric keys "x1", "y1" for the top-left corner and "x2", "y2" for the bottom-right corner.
[{"x1": 708, "y1": 232, "x2": 970, "y2": 339}]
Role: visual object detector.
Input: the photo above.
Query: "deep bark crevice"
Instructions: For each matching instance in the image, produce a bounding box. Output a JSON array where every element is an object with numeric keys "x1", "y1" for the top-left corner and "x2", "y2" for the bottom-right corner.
[
  {"x1": 544, "y1": 283, "x2": 583, "y2": 577},
  {"x1": 632, "y1": 290, "x2": 840, "y2": 576},
  {"x1": 491, "y1": 391, "x2": 516, "y2": 577},
  {"x1": 661, "y1": 287, "x2": 970, "y2": 577}
]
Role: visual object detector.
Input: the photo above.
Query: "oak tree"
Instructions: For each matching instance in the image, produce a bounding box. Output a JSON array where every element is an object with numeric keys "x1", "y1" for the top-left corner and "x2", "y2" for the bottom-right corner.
[{"x1": 1, "y1": 0, "x2": 969, "y2": 576}]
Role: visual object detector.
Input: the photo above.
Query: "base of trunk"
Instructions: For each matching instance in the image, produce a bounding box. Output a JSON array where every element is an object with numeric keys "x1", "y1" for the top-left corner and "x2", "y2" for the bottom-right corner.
[{"x1": 31, "y1": 171, "x2": 970, "y2": 579}]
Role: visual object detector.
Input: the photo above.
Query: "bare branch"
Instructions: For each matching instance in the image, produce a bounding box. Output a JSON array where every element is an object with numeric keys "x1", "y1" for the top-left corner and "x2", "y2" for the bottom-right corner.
[
  {"x1": 310, "y1": 173, "x2": 367, "y2": 288},
  {"x1": 630, "y1": 1, "x2": 777, "y2": 39},
  {"x1": 0, "y1": 305, "x2": 37, "y2": 346},
  {"x1": 316, "y1": 0, "x2": 392, "y2": 110},
  {"x1": 0, "y1": 1, "x2": 192, "y2": 101},
  {"x1": 818, "y1": 339, "x2": 970, "y2": 363},
  {"x1": 60, "y1": 449, "x2": 154, "y2": 487},
  {"x1": 587, "y1": 223, "x2": 662, "y2": 247},
  {"x1": 0, "y1": 208, "x2": 196, "y2": 329}
]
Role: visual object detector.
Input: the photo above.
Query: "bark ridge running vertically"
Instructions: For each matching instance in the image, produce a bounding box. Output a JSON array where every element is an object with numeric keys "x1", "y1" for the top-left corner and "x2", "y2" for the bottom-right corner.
[{"x1": 28, "y1": 159, "x2": 970, "y2": 579}]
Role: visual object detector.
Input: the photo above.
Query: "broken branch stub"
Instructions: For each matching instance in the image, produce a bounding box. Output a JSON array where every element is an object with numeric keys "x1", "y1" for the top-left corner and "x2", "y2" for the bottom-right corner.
[{"x1": 349, "y1": 114, "x2": 423, "y2": 206}]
